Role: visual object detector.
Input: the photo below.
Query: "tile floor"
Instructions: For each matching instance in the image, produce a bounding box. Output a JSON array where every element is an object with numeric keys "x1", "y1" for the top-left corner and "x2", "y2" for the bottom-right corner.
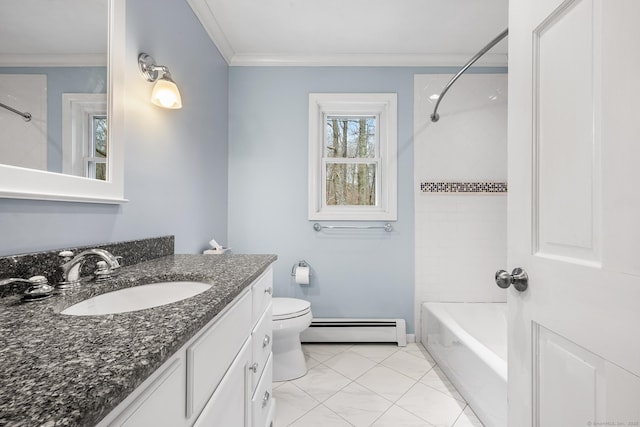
[{"x1": 272, "y1": 342, "x2": 484, "y2": 427}]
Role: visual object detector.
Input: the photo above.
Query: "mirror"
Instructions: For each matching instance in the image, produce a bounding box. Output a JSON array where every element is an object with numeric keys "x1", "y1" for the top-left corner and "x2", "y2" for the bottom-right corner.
[{"x1": 0, "y1": 0, "x2": 126, "y2": 203}]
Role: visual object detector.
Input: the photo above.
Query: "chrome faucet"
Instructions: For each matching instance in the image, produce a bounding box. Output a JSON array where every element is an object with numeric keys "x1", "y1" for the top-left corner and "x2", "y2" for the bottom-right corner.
[
  {"x1": 0, "y1": 276, "x2": 55, "y2": 300},
  {"x1": 58, "y1": 249, "x2": 121, "y2": 288}
]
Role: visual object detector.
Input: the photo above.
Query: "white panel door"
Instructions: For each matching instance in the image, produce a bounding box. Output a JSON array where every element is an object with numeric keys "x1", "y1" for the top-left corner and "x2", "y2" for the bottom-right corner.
[{"x1": 508, "y1": 0, "x2": 640, "y2": 425}]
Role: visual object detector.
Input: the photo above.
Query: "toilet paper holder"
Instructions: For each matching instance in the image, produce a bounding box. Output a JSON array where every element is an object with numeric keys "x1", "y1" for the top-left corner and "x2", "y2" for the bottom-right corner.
[{"x1": 290, "y1": 260, "x2": 312, "y2": 277}]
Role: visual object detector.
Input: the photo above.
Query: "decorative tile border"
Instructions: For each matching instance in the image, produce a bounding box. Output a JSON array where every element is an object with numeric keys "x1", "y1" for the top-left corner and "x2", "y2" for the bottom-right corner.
[{"x1": 420, "y1": 181, "x2": 508, "y2": 194}]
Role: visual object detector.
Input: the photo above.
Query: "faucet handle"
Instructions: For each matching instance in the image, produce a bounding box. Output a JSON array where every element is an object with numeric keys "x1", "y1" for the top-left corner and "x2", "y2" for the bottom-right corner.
[
  {"x1": 23, "y1": 276, "x2": 55, "y2": 301},
  {"x1": 94, "y1": 261, "x2": 114, "y2": 281},
  {"x1": 59, "y1": 250, "x2": 74, "y2": 262}
]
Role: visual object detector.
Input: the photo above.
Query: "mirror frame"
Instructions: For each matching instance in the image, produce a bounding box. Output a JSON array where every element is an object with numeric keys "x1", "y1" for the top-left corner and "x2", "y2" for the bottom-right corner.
[{"x1": 0, "y1": 0, "x2": 127, "y2": 204}]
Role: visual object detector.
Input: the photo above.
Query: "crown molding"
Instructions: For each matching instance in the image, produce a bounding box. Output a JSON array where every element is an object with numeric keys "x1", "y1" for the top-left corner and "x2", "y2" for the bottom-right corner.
[
  {"x1": 228, "y1": 53, "x2": 507, "y2": 67},
  {"x1": 0, "y1": 54, "x2": 107, "y2": 67},
  {"x1": 186, "y1": 0, "x2": 235, "y2": 64}
]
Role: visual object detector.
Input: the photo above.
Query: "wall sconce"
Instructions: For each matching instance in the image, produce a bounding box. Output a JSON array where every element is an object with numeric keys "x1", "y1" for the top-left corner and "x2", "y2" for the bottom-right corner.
[{"x1": 138, "y1": 53, "x2": 182, "y2": 109}]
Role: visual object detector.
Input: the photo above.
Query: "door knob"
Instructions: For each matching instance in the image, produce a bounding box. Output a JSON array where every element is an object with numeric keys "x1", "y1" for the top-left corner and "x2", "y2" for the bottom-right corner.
[{"x1": 495, "y1": 268, "x2": 528, "y2": 292}]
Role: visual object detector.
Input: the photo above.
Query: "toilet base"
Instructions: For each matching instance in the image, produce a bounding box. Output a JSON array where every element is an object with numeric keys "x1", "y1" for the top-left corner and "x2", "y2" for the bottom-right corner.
[{"x1": 272, "y1": 333, "x2": 307, "y2": 382}]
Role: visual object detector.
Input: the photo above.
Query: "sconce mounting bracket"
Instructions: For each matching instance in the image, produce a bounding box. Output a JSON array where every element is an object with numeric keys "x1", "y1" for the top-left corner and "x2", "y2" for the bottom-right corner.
[{"x1": 138, "y1": 53, "x2": 160, "y2": 82}]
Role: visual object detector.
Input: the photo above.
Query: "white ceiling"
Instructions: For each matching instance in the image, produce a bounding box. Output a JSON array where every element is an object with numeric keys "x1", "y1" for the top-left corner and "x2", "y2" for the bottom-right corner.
[
  {"x1": 0, "y1": 0, "x2": 107, "y2": 66},
  {"x1": 0, "y1": 0, "x2": 508, "y2": 68},
  {"x1": 187, "y1": 0, "x2": 509, "y2": 66}
]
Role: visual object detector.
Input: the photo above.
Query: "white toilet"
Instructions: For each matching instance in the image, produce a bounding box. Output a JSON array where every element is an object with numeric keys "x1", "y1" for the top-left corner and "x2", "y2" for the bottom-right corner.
[{"x1": 272, "y1": 297, "x2": 312, "y2": 381}]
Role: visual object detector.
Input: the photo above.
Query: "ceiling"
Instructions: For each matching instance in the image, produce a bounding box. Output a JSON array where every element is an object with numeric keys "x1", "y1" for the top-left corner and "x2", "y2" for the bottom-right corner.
[
  {"x1": 0, "y1": 0, "x2": 107, "y2": 66},
  {"x1": 0, "y1": 0, "x2": 508, "y2": 68},
  {"x1": 187, "y1": 0, "x2": 509, "y2": 66}
]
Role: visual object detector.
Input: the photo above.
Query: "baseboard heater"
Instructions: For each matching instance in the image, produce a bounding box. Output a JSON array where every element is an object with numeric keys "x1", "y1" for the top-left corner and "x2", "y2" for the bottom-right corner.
[{"x1": 301, "y1": 318, "x2": 407, "y2": 347}]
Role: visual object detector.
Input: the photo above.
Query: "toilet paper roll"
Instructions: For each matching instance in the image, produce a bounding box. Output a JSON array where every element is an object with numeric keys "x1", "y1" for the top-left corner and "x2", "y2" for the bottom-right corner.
[{"x1": 295, "y1": 266, "x2": 310, "y2": 285}]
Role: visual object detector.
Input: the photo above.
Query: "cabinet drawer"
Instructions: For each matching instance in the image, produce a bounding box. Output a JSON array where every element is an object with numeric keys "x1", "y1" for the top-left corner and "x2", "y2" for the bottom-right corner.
[
  {"x1": 265, "y1": 397, "x2": 275, "y2": 427},
  {"x1": 251, "y1": 269, "x2": 273, "y2": 324},
  {"x1": 252, "y1": 354, "x2": 273, "y2": 427},
  {"x1": 186, "y1": 290, "x2": 252, "y2": 418},
  {"x1": 251, "y1": 304, "x2": 272, "y2": 392},
  {"x1": 193, "y1": 338, "x2": 251, "y2": 427}
]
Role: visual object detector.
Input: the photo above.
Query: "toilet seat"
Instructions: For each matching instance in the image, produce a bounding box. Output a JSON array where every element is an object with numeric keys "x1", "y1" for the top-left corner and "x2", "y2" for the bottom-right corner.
[{"x1": 273, "y1": 297, "x2": 311, "y2": 321}]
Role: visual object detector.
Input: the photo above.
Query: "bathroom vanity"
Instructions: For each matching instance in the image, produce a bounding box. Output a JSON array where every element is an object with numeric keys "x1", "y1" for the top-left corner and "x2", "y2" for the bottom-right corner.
[
  {"x1": 0, "y1": 240, "x2": 276, "y2": 426},
  {"x1": 97, "y1": 266, "x2": 274, "y2": 426}
]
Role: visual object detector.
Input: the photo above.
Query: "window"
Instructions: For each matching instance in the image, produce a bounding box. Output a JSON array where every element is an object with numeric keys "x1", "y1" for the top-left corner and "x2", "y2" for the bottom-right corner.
[
  {"x1": 88, "y1": 114, "x2": 108, "y2": 180},
  {"x1": 62, "y1": 93, "x2": 108, "y2": 180},
  {"x1": 308, "y1": 93, "x2": 397, "y2": 220}
]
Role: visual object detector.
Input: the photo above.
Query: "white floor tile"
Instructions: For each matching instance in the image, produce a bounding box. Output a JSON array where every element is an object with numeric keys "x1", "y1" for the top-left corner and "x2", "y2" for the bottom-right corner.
[
  {"x1": 452, "y1": 406, "x2": 484, "y2": 427},
  {"x1": 303, "y1": 344, "x2": 354, "y2": 362},
  {"x1": 401, "y1": 343, "x2": 436, "y2": 363},
  {"x1": 381, "y1": 349, "x2": 435, "y2": 380},
  {"x1": 419, "y1": 366, "x2": 466, "y2": 402},
  {"x1": 324, "y1": 350, "x2": 378, "y2": 380},
  {"x1": 324, "y1": 382, "x2": 393, "y2": 427},
  {"x1": 305, "y1": 350, "x2": 322, "y2": 369},
  {"x1": 348, "y1": 344, "x2": 400, "y2": 363},
  {"x1": 272, "y1": 382, "x2": 319, "y2": 426},
  {"x1": 288, "y1": 404, "x2": 353, "y2": 427},
  {"x1": 371, "y1": 405, "x2": 435, "y2": 426},
  {"x1": 355, "y1": 365, "x2": 417, "y2": 402},
  {"x1": 291, "y1": 364, "x2": 352, "y2": 402},
  {"x1": 276, "y1": 343, "x2": 481, "y2": 427},
  {"x1": 396, "y1": 382, "x2": 466, "y2": 426}
]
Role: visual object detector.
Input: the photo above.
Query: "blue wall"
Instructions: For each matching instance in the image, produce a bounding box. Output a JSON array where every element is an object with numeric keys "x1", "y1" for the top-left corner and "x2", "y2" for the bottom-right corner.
[
  {"x1": 0, "y1": 0, "x2": 229, "y2": 256},
  {"x1": 0, "y1": 66, "x2": 107, "y2": 173},
  {"x1": 228, "y1": 66, "x2": 505, "y2": 333}
]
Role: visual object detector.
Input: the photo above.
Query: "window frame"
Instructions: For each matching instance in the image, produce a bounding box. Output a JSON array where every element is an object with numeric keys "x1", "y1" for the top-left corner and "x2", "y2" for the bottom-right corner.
[
  {"x1": 62, "y1": 93, "x2": 108, "y2": 180},
  {"x1": 308, "y1": 93, "x2": 397, "y2": 221}
]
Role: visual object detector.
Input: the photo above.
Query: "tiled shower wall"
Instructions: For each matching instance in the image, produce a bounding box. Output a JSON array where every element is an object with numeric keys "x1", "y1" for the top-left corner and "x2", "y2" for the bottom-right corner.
[{"x1": 413, "y1": 74, "x2": 508, "y2": 339}]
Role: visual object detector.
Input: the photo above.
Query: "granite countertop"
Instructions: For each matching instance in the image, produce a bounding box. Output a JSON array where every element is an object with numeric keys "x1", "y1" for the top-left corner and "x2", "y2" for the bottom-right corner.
[{"x1": 0, "y1": 253, "x2": 277, "y2": 427}]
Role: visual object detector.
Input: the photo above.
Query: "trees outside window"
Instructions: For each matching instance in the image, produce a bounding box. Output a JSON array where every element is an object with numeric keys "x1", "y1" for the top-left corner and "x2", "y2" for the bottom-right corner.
[{"x1": 308, "y1": 93, "x2": 397, "y2": 221}]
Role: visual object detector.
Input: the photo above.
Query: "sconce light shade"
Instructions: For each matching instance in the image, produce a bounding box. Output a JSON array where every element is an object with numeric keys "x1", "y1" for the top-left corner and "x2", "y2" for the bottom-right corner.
[
  {"x1": 138, "y1": 53, "x2": 182, "y2": 109},
  {"x1": 151, "y1": 75, "x2": 182, "y2": 109}
]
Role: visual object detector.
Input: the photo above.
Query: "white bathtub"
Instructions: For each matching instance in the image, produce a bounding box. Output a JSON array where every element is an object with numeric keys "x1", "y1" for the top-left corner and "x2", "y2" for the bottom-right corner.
[{"x1": 421, "y1": 302, "x2": 507, "y2": 427}]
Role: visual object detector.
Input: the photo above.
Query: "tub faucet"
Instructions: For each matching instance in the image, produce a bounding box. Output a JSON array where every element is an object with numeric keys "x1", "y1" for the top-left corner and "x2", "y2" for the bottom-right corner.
[{"x1": 58, "y1": 249, "x2": 121, "y2": 289}]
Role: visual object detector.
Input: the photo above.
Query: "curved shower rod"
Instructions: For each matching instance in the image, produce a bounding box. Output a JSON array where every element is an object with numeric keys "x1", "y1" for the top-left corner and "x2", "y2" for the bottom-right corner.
[
  {"x1": 430, "y1": 28, "x2": 508, "y2": 123},
  {"x1": 0, "y1": 101, "x2": 31, "y2": 122}
]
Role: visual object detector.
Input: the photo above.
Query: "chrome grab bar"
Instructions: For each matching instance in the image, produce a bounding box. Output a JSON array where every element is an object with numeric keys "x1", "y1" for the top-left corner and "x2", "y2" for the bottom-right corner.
[{"x1": 313, "y1": 223, "x2": 393, "y2": 232}]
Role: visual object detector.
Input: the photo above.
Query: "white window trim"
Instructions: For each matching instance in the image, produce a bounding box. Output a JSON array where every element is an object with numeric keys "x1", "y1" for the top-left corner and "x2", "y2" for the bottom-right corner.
[
  {"x1": 308, "y1": 93, "x2": 397, "y2": 221},
  {"x1": 62, "y1": 93, "x2": 107, "y2": 178}
]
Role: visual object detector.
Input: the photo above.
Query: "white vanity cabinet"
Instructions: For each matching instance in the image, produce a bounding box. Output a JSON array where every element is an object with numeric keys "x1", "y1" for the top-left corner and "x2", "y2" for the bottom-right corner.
[
  {"x1": 98, "y1": 267, "x2": 274, "y2": 427},
  {"x1": 249, "y1": 270, "x2": 274, "y2": 427}
]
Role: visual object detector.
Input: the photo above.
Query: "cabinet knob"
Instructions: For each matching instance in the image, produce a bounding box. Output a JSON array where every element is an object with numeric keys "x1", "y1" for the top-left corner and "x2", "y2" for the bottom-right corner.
[
  {"x1": 264, "y1": 287, "x2": 272, "y2": 295},
  {"x1": 263, "y1": 335, "x2": 271, "y2": 348},
  {"x1": 262, "y1": 391, "x2": 270, "y2": 408},
  {"x1": 249, "y1": 363, "x2": 259, "y2": 373}
]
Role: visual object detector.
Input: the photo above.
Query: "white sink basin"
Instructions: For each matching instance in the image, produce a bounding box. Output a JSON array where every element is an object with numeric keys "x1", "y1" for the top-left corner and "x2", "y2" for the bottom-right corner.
[{"x1": 61, "y1": 281, "x2": 212, "y2": 316}]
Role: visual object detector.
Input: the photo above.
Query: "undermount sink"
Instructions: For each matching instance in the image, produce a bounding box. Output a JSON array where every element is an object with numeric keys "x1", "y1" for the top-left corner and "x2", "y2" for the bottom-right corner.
[{"x1": 61, "y1": 281, "x2": 212, "y2": 316}]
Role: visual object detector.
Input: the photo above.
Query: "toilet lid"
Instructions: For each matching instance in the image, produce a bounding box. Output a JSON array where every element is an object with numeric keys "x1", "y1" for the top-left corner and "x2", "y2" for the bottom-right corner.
[{"x1": 272, "y1": 298, "x2": 311, "y2": 320}]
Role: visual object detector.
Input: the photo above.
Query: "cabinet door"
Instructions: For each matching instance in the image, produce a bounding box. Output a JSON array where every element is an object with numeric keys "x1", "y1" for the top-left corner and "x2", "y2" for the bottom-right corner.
[
  {"x1": 111, "y1": 357, "x2": 186, "y2": 427},
  {"x1": 193, "y1": 338, "x2": 252, "y2": 427},
  {"x1": 187, "y1": 290, "x2": 252, "y2": 418}
]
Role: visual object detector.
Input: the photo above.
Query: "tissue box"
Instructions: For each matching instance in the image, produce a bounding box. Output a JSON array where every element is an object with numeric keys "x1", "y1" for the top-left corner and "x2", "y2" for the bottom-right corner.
[{"x1": 203, "y1": 247, "x2": 232, "y2": 255}]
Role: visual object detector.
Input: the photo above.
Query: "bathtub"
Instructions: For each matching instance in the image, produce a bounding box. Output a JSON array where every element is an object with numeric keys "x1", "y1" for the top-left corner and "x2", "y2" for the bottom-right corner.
[{"x1": 421, "y1": 302, "x2": 507, "y2": 427}]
